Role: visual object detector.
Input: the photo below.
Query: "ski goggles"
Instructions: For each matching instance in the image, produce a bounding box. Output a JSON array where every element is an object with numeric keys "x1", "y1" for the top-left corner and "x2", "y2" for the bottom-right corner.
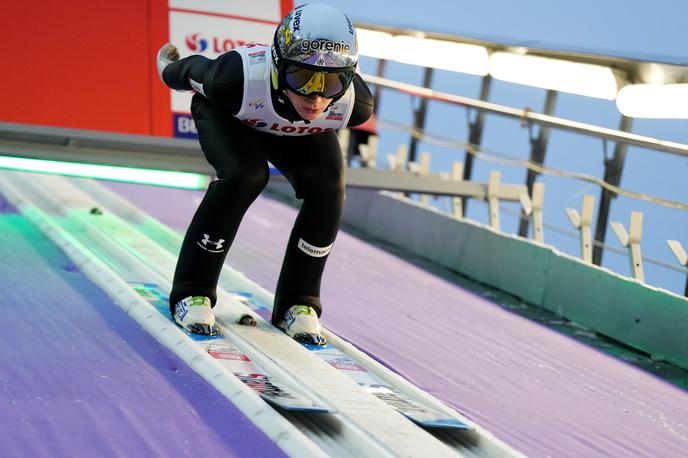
[{"x1": 283, "y1": 63, "x2": 355, "y2": 99}]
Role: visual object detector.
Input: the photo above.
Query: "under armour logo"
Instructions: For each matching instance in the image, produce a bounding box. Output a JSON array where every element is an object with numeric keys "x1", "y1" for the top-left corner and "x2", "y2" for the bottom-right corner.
[
  {"x1": 200, "y1": 234, "x2": 225, "y2": 251},
  {"x1": 196, "y1": 234, "x2": 225, "y2": 253}
]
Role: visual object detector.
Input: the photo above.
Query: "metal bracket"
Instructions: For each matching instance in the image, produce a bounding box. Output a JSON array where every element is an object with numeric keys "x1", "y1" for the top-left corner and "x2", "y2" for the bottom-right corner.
[
  {"x1": 520, "y1": 182, "x2": 545, "y2": 243},
  {"x1": 667, "y1": 240, "x2": 688, "y2": 296},
  {"x1": 565, "y1": 194, "x2": 595, "y2": 263},
  {"x1": 358, "y1": 135, "x2": 379, "y2": 168},
  {"x1": 386, "y1": 144, "x2": 408, "y2": 172},
  {"x1": 667, "y1": 240, "x2": 688, "y2": 266},
  {"x1": 417, "y1": 152, "x2": 431, "y2": 206},
  {"x1": 610, "y1": 211, "x2": 644, "y2": 282}
]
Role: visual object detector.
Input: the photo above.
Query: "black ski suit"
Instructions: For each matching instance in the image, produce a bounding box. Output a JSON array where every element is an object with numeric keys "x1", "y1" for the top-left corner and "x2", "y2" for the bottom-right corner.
[{"x1": 161, "y1": 48, "x2": 374, "y2": 324}]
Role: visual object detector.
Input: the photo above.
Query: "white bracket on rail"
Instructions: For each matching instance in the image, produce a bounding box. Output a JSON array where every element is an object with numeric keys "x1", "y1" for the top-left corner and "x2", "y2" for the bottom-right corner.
[
  {"x1": 386, "y1": 144, "x2": 408, "y2": 172},
  {"x1": 416, "y1": 152, "x2": 431, "y2": 206},
  {"x1": 450, "y1": 162, "x2": 464, "y2": 218},
  {"x1": 610, "y1": 211, "x2": 645, "y2": 282},
  {"x1": 520, "y1": 182, "x2": 545, "y2": 243},
  {"x1": 667, "y1": 240, "x2": 688, "y2": 266},
  {"x1": 565, "y1": 194, "x2": 594, "y2": 263},
  {"x1": 667, "y1": 240, "x2": 688, "y2": 296},
  {"x1": 358, "y1": 135, "x2": 378, "y2": 168},
  {"x1": 487, "y1": 171, "x2": 501, "y2": 231}
]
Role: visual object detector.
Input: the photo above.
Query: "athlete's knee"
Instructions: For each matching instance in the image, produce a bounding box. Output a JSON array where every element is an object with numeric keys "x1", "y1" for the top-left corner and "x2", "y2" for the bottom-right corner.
[
  {"x1": 302, "y1": 169, "x2": 345, "y2": 203},
  {"x1": 214, "y1": 166, "x2": 269, "y2": 201}
]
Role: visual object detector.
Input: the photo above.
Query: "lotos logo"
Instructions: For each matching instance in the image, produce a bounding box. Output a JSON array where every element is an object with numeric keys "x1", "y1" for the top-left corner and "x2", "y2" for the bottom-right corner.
[
  {"x1": 243, "y1": 119, "x2": 336, "y2": 134},
  {"x1": 185, "y1": 33, "x2": 208, "y2": 52},
  {"x1": 185, "y1": 33, "x2": 249, "y2": 54},
  {"x1": 243, "y1": 118, "x2": 269, "y2": 128}
]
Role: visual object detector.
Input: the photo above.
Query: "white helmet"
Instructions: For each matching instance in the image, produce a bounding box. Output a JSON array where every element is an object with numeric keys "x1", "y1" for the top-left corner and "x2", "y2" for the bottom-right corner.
[{"x1": 271, "y1": 4, "x2": 359, "y2": 99}]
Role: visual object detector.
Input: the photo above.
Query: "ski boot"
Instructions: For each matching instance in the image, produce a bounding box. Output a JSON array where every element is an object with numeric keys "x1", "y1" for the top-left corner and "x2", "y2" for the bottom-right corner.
[
  {"x1": 173, "y1": 296, "x2": 218, "y2": 336},
  {"x1": 276, "y1": 305, "x2": 327, "y2": 346}
]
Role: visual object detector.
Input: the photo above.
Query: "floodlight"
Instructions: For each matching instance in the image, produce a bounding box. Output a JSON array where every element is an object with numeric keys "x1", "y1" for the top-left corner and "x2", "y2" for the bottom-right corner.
[
  {"x1": 356, "y1": 29, "x2": 395, "y2": 60},
  {"x1": 616, "y1": 84, "x2": 688, "y2": 119},
  {"x1": 357, "y1": 29, "x2": 489, "y2": 76},
  {"x1": 488, "y1": 52, "x2": 618, "y2": 100},
  {"x1": 391, "y1": 36, "x2": 489, "y2": 75}
]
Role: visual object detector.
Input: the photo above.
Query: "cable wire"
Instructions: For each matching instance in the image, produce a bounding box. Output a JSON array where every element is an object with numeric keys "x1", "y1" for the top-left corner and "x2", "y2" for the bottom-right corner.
[{"x1": 375, "y1": 118, "x2": 688, "y2": 212}]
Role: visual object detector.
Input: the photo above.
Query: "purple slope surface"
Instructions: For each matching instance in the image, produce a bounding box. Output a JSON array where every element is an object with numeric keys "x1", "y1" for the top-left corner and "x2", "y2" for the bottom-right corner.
[
  {"x1": 108, "y1": 181, "x2": 688, "y2": 457},
  {"x1": 0, "y1": 196, "x2": 285, "y2": 458}
]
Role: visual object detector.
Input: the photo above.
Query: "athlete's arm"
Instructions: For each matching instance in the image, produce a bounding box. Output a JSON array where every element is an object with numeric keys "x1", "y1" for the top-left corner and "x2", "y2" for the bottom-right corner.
[
  {"x1": 347, "y1": 74, "x2": 374, "y2": 127},
  {"x1": 161, "y1": 50, "x2": 245, "y2": 115}
]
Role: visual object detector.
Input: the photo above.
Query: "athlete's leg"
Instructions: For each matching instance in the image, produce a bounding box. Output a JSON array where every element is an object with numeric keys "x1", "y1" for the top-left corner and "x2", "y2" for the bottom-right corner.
[
  {"x1": 169, "y1": 95, "x2": 270, "y2": 310},
  {"x1": 267, "y1": 131, "x2": 345, "y2": 324}
]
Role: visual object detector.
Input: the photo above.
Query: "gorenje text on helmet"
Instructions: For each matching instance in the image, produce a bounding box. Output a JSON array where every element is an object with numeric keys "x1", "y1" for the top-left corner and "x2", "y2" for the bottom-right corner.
[{"x1": 299, "y1": 40, "x2": 351, "y2": 56}]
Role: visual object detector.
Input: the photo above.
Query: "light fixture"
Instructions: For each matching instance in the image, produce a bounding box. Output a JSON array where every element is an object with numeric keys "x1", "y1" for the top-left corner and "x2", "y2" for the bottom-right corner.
[
  {"x1": 356, "y1": 29, "x2": 395, "y2": 60},
  {"x1": 356, "y1": 28, "x2": 489, "y2": 76},
  {"x1": 390, "y1": 36, "x2": 488, "y2": 75},
  {"x1": 0, "y1": 155, "x2": 209, "y2": 190},
  {"x1": 616, "y1": 83, "x2": 688, "y2": 119},
  {"x1": 488, "y1": 52, "x2": 618, "y2": 100}
]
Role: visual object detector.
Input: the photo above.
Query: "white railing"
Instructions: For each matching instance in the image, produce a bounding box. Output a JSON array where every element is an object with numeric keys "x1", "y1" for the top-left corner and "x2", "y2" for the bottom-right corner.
[{"x1": 344, "y1": 74, "x2": 687, "y2": 297}]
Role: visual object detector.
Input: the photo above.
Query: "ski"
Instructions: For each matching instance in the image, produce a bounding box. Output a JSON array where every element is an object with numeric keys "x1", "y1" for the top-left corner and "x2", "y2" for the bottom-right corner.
[
  {"x1": 232, "y1": 290, "x2": 472, "y2": 430},
  {"x1": 38, "y1": 173, "x2": 470, "y2": 430},
  {"x1": 131, "y1": 282, "x2": 333, "y2": 413}
]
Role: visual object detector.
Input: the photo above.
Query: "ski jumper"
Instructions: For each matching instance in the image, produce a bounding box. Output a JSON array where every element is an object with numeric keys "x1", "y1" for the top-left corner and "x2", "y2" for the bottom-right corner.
[{"x1": 162, "y1": 45, "x2": 374, "y2": 324}]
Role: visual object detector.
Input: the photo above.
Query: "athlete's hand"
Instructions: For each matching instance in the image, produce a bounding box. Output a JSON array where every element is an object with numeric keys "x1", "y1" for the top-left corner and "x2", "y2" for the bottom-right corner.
[
  {"x1": 156, "y1": 43, "x2": 180, "y2": 83},
  {"x1": 162, "y1": 43, "x2": 180, "y2": 61}
]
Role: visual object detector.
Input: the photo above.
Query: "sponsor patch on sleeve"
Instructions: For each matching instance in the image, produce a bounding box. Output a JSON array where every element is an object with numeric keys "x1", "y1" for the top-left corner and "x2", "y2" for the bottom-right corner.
[{"x1": 298, "y1": 238, "x2": 333, "y2": 257}]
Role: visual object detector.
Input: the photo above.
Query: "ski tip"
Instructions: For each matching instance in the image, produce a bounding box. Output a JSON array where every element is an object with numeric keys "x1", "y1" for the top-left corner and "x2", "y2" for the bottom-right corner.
[
  {"x1": 411, "y1": 417, "x2": 474, "y2": 431},
  {"x1": 293, "y1": 333, "x2": 327, "y2": 347},
  {"x1": 186, "y1": 323, "x2": 219, "y2": 336}
]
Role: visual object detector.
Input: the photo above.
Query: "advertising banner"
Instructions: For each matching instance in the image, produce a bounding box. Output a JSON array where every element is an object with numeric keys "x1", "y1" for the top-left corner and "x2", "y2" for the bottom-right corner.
[
  {"x1": 168, "y1": 0, "x2": 289, "y2": 138},
  {"x1": 169, "y1": 0, "x2": 284, "y2": 21}
]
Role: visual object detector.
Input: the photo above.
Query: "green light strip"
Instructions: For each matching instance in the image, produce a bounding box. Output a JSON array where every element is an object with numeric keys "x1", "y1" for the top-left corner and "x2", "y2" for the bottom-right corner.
[{"x1": 0, "y1": 155, "x2": 208, "y2": 190}]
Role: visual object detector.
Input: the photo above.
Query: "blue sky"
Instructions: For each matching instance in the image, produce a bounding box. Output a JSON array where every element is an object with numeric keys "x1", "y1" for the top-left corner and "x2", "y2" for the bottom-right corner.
[{"x1": 298, "y1": 0, "x2": 688, "y2": 295}]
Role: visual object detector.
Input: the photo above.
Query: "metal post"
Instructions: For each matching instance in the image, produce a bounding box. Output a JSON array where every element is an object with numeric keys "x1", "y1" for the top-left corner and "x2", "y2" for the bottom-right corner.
[
  {"x1": 450, "y1": 162, "x2": 464, "y2": 218},
  {"x1": 462, "y1": 74, "x2": 492, "y2": 211},
  {"x1": 418, "y1": 152, "x2": 431, "y2": 206},
  {"x1": 488, "y1": 171, "x2": 501, "y2": 231},
  {"x1": 593, "y1": 115, "x2": 633, "y2": 266},
  {"x1": 372, "y1": 59, "x2": 387, "y2": 115},
  {"x1": 532, "y1": 183, "x2": 545, "y2": 243},
  {"x1": 408, "y1": 67, "x2": 434, "y2": 164},
  {"x1": 518, "y1": 89, "x2": 557, "y2": 237}
]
